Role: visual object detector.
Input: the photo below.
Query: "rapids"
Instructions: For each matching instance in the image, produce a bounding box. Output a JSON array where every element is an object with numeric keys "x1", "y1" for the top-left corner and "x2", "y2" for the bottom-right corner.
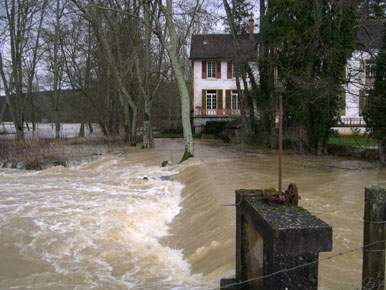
[{"x1": 1, "y1": 139, "x2": 385, "y2": 289}]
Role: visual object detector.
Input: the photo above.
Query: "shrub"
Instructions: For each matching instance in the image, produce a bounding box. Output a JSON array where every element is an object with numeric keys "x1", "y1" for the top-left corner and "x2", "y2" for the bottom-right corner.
[
  {"x1": 205, "y1": 121, "x2": 229, "y2": 136},
  {"x1": 0, "y1": 138, "x2": 67, "y2": 170}
]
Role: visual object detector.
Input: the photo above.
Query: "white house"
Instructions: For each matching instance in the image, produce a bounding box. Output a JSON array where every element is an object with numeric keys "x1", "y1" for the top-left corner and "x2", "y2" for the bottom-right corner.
[
  {"x1": 341, "y1": 21, "x2": 384, "y2": 130},
  {"x1": 190, "y1": 20, "x2": 384, "y2": 134},
  {"x1": 190, "y1": 19, "x2": 258, "y2": 133}
]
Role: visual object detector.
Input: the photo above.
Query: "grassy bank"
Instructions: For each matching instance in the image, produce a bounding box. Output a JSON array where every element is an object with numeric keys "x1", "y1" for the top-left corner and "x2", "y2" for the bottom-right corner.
[{"x1": 328, "y1": 135, "x2": 377, "y2": 147}]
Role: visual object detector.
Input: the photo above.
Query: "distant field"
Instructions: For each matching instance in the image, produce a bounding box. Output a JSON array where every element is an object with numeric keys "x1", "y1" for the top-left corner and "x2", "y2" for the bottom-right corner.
[
  {"x1": 328, "y1": 135, "x2": 377, "y2": 147},
  {"x1": 0, "y1": 122, "x2": 99, "y2": 139}
]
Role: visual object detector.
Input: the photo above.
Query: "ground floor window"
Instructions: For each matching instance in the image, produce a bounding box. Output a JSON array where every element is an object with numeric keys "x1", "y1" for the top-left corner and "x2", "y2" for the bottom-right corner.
[
  {"x1": 232, "y1": 90, "x2": 240, "y2": 110},
  {"x1": 206, "y1": 90, "x2": 217, "y2": 109}
]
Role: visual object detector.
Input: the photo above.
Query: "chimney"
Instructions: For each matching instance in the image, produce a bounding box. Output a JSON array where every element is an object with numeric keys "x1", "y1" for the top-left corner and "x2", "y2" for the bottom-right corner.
[{"x1": 248, "y1": 17, "x2": 254, "y2": 40}]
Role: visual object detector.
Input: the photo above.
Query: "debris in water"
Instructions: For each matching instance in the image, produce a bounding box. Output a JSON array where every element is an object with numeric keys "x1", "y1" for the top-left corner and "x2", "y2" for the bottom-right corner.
[{"x1": 161, "y1": 160, "x2": 169, "y2": 167}]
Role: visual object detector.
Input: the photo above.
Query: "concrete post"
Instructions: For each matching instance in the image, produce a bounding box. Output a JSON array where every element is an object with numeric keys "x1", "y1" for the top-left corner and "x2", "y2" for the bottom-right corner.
[
  {"x1": 221, "y1": 189, "x2": 332, "y2": 290},
  {"x1": 362, "y1": 186, "x2": 386, "y2": 290}
]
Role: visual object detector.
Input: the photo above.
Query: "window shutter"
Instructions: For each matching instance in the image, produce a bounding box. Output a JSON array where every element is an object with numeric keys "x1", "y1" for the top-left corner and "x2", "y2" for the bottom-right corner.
[
  {"x1": 216, "y1": 62, "x2": 221, "y2": 79},
  {"x1": 201, "y1": 90, "x2": 206, "y2": 115},
  {"x1": 217, "y1": 90, "x2": 223, "y2": 115},
  {"x1": 225, "y1": 90, "x2": 231, "y2": 115},
  {"x1": 227, "y1": 62, "x2": 232, "y2": 79},
  {"x1": 202, "y1": 61, "x2": 207, "y2": 79}
]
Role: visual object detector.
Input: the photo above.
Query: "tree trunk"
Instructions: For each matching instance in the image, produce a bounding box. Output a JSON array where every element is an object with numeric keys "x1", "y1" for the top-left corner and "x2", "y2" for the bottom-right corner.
[
  {"x1": 14, "y1": 112, "x2": 24, "y2": 140},
  {"x1": 98, "y1": 122, "x2": 108, "y2": 136},
  {"x1": 162, "y1": 0, "x2": 194, "y2": 161},
  {"x1": 242, "y1": 71, "x2": 255, "y2": 136},
  {"x1": 88, "y1": 122, "x2": 93, "y2": 134},
  {"x1": 236, "y1": 68, "x2": 250, "y2": 142},
  {"x1": 379, "y1": 140, "x2": 385, "y2": 166},
  {"x1": 79, "y1": 123, "x2": 85, "y2": 137},
  {"x1": 142, "y1": 98, "x2": 154, "y2": 149},
  {"x1": 122, "y1": 99, "x2": 131, "y2": 143},
  {"x1": 55, "y1": 120, "x2": 60, "y2": 139},
  {"x1": 130, "y1": 107, "x2": 137, "y2": 147},
  {"x1": 168, "y1": 53, "x2": 194, "y2": 160},
  {"x1": 124, "y1": 125, "x2": 130, "y2": 143}
]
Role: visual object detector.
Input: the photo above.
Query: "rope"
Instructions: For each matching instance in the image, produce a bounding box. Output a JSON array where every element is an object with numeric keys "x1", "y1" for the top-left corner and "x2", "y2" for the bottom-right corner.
[
  {"x1": 363, "y1": 219, "x2": 386, "y2": 224},
  {"x1": 217, "y1": 239, "x2": 386, "y2": 290}
]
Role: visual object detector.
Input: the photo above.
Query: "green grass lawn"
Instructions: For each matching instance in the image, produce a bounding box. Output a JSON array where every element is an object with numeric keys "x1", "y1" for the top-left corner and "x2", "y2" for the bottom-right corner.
[{"x1": 328, "y1": 135, "x2": 377, "y2": 147}]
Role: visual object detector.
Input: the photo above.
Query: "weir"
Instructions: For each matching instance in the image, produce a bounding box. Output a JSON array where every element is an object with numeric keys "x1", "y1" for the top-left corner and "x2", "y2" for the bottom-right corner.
[{"x1": 221, "y1": 189, "x2": 333, "y2": 290}]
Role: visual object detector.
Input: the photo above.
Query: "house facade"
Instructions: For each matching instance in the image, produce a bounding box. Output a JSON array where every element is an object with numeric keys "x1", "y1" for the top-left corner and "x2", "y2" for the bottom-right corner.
[
  {"x1": 190, "y1": 20, "x2": 384, "y2": 134},
  {"x1": 190, "y1": 19, "x2": 258, "y2": 133}
]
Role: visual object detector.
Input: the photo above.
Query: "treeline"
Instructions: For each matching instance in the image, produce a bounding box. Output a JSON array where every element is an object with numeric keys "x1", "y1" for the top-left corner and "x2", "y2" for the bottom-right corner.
[
  {"x1": 1, "y1": 0, "x2": 385, "y2": 163},
  {"x1": 0, "y1": 0, "x2": 216, "y2": 160},
  {"x1": 223, "y1": 0, "x2": 385, "y2": 162}
]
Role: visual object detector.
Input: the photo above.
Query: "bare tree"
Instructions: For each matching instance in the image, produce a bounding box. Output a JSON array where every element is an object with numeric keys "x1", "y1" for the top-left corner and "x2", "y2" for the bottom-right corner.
[
  {"x1": 154, "y1": 0, "x2": 204, "y2": 161},
  {"x1": 0, "y1": 0, "x2": 48, "y2": 139},
  {"x1": 135, "y1": 0, "x2": 164, "y2": 149},
  {"x1": 44, "y1": 0, "x2": 66, "y2": 138}
]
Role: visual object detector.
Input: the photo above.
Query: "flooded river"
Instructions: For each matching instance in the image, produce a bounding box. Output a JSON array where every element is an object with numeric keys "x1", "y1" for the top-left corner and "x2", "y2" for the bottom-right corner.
[{"x1": 0, "y1": 139, "x2": 385, "y2": 289}]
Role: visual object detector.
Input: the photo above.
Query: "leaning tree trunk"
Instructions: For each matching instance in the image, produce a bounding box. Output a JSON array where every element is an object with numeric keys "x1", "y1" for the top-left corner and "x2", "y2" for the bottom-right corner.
[
  {"x1": 162, "y1": 0, "x2": 194, "y2": 161},
  {"x1": 167, "y1": 51, "x2": 194, "y2": 161}
]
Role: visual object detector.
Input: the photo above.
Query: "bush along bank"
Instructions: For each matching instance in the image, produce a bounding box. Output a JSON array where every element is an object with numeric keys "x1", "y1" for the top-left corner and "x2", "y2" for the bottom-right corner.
[{"x1": 0, "y1": 139, "x2": 68, "y2": 170}]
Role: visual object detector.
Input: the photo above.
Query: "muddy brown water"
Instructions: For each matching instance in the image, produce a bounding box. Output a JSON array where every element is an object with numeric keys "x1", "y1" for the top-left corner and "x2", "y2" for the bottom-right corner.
[{"x1": 0, "y1": 139, "x2": 385, "y2": 289}]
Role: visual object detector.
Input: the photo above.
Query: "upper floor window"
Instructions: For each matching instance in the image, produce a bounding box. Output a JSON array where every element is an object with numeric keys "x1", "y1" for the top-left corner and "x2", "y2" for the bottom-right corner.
[
  {"x1": 207, "y1": 61, "x2": 216, "y2": 78},
  {"x1": 232, "y1": 64, "x2": 236, "y2": 78}
]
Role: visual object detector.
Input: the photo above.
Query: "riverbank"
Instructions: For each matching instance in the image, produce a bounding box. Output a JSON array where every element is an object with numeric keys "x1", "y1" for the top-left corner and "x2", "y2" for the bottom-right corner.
[{"x1": 0, "y1": 137, "x2": 128, "y2": 170}]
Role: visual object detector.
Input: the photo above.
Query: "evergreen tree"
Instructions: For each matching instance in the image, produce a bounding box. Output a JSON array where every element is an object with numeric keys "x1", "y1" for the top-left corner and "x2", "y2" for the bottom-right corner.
[
  {"x1": 262, "y1": 0, "x2": 358, "y2": 154},
  {"x1": 364, "y1": 23, "x2": 386, "y2": 165}
]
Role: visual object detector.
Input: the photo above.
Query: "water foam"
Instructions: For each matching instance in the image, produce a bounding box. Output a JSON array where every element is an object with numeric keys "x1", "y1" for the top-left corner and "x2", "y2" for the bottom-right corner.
[{"x1": 0, "y1": 156, "x2": 207, "y2": 289}]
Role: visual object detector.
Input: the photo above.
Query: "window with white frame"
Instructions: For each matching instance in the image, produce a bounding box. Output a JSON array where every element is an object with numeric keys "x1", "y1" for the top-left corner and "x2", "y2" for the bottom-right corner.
[
  {"x1": 365, "y1": 60, "x2": 376, "y2": 85},
  {"x1": 232, "y1": 63, "x2": 236, "y2": 78},
  {"x1": 232, "y1": 90, "x2": 240, "y2": 110},
  {"x1": 206, "y1": 90, "x2": 217, "y2": 109},
  {"x1": 207, "y1": 61, "x2": 216, "y2": 78}
]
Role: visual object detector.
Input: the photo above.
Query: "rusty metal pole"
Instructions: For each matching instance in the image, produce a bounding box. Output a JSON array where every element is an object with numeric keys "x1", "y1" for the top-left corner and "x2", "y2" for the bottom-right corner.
[
  {"x1": 274, "y1": 54, "x2": 283, "y2": 194},
  {"x1": 278, "y1": 89, "x2": 283, "y2": 194}
]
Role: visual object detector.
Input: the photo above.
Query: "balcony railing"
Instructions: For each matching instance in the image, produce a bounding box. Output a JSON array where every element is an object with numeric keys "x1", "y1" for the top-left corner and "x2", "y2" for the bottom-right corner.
[
  {"x1": 197, "y1": 108, "x2": 241, "y2": 117},
  {"x1": 339, "y1": 117, "x2": 366, "y2": 127}
]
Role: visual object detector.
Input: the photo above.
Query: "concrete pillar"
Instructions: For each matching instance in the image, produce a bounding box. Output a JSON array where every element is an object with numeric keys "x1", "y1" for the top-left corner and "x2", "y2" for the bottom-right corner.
[
  {"x1": 221, "y1": 189, "x2": 332, "y2": 290},
  {"x1": 362, "y1": 186, "x2": 386, "y2": 290}
]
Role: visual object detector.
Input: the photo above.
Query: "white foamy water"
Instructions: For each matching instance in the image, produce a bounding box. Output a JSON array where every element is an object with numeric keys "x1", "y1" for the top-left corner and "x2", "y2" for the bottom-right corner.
[{"x1": 0, "y1": 156, "x2": 206, "y2": 290}]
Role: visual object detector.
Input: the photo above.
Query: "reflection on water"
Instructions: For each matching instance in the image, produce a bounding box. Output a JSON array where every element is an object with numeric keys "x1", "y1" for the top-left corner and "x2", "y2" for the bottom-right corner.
[{"x1": 0, "y1": 139, "x2": 385, "y2": 289}]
